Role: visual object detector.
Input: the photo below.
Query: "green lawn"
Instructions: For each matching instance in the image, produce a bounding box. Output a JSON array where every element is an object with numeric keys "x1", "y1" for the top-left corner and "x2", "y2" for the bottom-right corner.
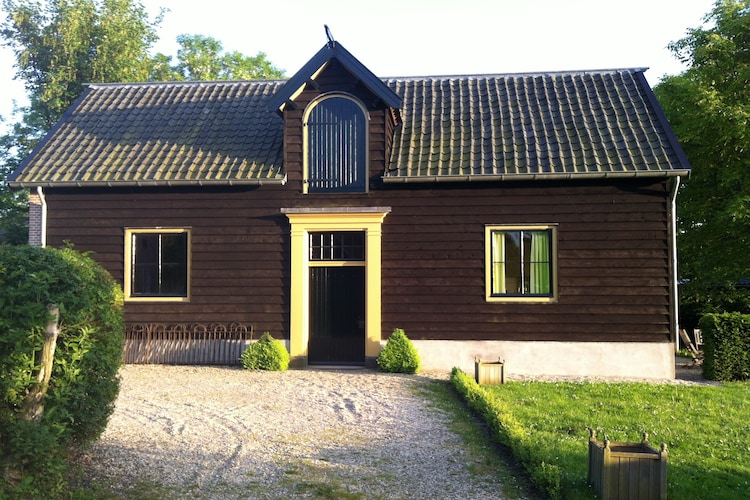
[{"x1": 452, "y1": 371, "x2": 750, "y2": 499}]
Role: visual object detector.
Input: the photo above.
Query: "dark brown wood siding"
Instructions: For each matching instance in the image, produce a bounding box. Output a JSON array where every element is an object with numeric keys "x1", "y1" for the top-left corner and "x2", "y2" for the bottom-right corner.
[
  {"x1": 44, "y1": 177, "x2": 671, "y2": 344},
  {"x1": 45, "y1": 186, "x2": 291, "y2": 337},
  {"x1": 376, "y1": 180, "x2": 671, "y2": 343}
]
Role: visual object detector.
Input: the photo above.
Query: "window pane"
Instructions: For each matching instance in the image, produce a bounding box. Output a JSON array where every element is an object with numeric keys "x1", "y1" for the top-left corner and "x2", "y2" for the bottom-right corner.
[
  {"x1": 309, "y1": 231, "x2": 365, "y2": 261},
  {"x1": 131, "y1": 232, "x2": 188, "y2": 297},
  {"x1": 160, "y1": 233, "x2": 188, "y2": 295},
  {"x1": 307, "y1": 97, "x2": 366, "y2": 193},
  {"x1": 529, "y1": 231, "x2": 551, "y2": 294},
  {"x1": 490, "y1": 228, "x2": 552, "y2": 297},
  {"x1": 504, "y1": 231, "x2": 522, "y2": 294},
  {"x1": 133, "y1": 234, "x2": 159, "y2": 295}
]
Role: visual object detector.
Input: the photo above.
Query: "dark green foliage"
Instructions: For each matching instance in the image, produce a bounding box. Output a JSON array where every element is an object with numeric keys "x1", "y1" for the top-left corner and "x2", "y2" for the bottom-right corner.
[
  {"x1": 0, "y1": 244, "x2": 123, "y2": 495},
  {"x1": 654, "y1": 1, "x2": 750, "y2": 319},
  {"x1": 700, "y1": 312, "x2": 750, "y2": 381},
  {"x1": 240, "y1": 332, "x2": 289, "y2": 371},
  {"x1": 450, "y1": 368, "x2": 562, "y2": 499},
  {"x1": 680, "y1": 283, "x2": 750, "y2": 330},
  {"x1": 0, "y1": 124, "x2": 33, "y2": 245},
  {"x1": 154, "y1": 34, "x2": 286, "y2": 81},
  {"x1": 376, "y1": 328, "x2": 421, "y2": 374}
]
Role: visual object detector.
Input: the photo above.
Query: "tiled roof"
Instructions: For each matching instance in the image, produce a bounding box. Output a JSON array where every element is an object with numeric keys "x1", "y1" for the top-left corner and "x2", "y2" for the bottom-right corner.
[
  {"x1": 10, "y1": 81, "x2": 286, "y2": 186},
  {"x1": 9, "y1": 69, "x2": 690, "y2": 187},
  {"x1": 384, "y1": 69, "x2": 690, "y2": 181}
]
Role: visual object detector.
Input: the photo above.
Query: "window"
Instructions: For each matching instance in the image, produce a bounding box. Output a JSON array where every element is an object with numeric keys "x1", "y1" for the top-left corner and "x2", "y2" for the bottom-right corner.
[
  {"x1": 125, "y1": 228, "x2": 190, "y2": 301},
  {"x1": 486, "y1": 225, "x2": 557, "y2": 302},
  {"x1": 309, "y1": 231, "x2": 365, "y2": 261},
  {"x1": 304, "y1": 94, "x2": 368, "y2": 193}
]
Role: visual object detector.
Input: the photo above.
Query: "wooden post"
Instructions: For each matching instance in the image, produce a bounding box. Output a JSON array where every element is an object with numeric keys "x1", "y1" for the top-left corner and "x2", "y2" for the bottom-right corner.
[{"x1": 21, "y1": 305, "x2": 60, "y2": 422}]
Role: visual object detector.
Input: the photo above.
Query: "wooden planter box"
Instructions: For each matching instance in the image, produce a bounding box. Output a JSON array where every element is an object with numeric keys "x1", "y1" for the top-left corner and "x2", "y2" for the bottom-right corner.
[
  {"x1": 474, "y1": 357, "x2": 504, "y2": 384},
  {"x1": 587, "y1": 429, "x2": 667, "y2": 500}
]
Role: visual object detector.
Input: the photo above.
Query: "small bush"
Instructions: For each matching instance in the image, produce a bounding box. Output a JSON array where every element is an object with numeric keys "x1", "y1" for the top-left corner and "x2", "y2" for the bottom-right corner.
[
  {"x1": 700, "y1": 312, "x2": 750, "y2": 381},
  {"x1": 377, "y1": 328, "x2": 421, "y2": 374},
  {"x1": 240, "y1": 332, "x2": 289, "y2": 371}
]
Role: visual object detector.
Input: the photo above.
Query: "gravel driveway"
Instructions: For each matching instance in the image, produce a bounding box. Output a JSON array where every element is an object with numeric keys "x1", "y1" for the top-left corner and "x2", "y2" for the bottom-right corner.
[{"x1": 74, "y1": 365, "x2": 520, "y2": 499}]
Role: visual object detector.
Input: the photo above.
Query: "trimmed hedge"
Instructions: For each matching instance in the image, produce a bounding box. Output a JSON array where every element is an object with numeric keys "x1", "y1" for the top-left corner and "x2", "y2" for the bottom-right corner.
[
  {"x1": 700, "y1": 312, "x2": 750, "y2": 381},
  {"x1": 0, "y1": 245, "x2": 124, "y2": 496},
  {"x1": 450, "y1": 368, "x2": 562, "y2": 499}
]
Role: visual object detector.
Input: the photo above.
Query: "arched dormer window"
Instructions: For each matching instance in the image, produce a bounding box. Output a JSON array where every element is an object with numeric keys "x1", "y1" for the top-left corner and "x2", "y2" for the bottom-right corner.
[{"x1": 304, "y1": 94, "x2": 368, "y2": 193}]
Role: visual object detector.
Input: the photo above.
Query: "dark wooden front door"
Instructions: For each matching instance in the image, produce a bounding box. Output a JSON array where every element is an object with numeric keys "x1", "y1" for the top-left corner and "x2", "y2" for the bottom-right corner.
[{"x1": 308, "y1": 266, "x2": 365, "y2": 364}]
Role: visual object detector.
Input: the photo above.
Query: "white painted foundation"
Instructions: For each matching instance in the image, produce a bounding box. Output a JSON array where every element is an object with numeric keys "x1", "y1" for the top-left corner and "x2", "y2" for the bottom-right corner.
[{"x1": 409, "y1": 340, "x2": 676, "y2": 379}]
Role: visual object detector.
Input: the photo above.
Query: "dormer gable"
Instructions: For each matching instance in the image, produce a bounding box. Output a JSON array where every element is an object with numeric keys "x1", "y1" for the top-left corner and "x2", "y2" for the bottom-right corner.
[
  {"x1": 271, "y1": 34, "x2": 403, "y2": 193},
  {"x1": 268, "y1": 38, "x2": 402, "y2": 118}
]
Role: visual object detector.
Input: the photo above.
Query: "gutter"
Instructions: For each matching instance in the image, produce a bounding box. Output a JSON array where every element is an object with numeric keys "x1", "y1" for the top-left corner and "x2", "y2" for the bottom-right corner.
[
  {"x1": 9, "y1": 176, "x2": 288, "y2": 189},
  {"x1": 37, "y1": 186, "x2": 47, "y2": 248},
  {"x1": 381, "y1": 170, "x2": 691, "y2": 183},
  {"x1": 670, "y1": 176, "x2": 681, "y2": 350}
]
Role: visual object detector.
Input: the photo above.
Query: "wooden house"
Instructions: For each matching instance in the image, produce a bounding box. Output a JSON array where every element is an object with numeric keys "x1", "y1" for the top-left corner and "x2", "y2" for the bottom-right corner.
[{"x1": 9, "y1": 39, "x2": 691, "y2": 377}]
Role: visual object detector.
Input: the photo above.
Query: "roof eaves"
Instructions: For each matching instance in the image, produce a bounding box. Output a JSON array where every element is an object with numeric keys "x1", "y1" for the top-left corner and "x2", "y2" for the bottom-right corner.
[
  {"x1": 8, "y1": 176, "x2": 288, "y2": 189},
  {"x1": 381, "y1": 170, "x2": 692, "y2": 184}
]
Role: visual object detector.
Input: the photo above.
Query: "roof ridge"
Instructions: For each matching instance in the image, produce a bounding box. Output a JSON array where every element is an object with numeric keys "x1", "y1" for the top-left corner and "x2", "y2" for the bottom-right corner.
[
  {"x1": 85, "y1": 80, "x2": 288, "y2": 89},
  {"x1": 82, "y1": 68, "x2": 649, "y2": 90},
  {"x1": 382, "y1": 68, "x2": 648, "y2": 81}
]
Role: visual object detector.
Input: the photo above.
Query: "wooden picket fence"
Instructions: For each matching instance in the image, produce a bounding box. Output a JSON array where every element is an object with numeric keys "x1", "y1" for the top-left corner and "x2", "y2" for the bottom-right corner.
[{"x1": 123, "y1": 322, "x2": 253, "y2": 365}]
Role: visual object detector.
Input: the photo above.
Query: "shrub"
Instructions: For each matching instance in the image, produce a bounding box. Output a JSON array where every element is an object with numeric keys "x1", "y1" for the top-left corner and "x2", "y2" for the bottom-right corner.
[
  {"x1": 0, "y1": 244, "x2": 123, "y2": 495},
  {"x1": 700, "y1": 312, "x2": 750, "y2": 381},
  {"x1": 240, "y1": 332, "x2": 289, "y2": 371},
  {"x1": 377, "y1": 328, "x2": 421, "y2": 374}
]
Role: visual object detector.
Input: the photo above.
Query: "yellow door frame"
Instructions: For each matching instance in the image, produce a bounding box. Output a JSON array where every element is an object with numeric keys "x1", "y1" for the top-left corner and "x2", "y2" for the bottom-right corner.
[{"x1": 282, "y1": 207, "x2": 391, "y2": 366}]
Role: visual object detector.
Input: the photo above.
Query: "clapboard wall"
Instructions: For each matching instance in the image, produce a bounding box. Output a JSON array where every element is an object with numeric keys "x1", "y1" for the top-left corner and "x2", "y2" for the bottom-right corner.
[{"x1": 43, "y1": 176, "x2": 671, "y2": 345}]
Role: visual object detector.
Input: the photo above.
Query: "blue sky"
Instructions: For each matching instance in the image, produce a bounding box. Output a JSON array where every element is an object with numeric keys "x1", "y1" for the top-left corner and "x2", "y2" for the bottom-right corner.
[{"x1": 1, "y1": 0, "x2": 716, "y2": 123}]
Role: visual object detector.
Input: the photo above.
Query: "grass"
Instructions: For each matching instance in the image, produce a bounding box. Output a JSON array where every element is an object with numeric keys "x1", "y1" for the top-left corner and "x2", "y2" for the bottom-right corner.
[{"x1": 451, "y1": 370, "x2": 750, "y2": 499}]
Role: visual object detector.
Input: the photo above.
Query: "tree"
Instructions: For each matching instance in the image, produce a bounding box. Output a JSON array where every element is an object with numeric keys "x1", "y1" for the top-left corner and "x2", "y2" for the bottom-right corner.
[
  {"x1": 1, "y1": 0, "x2": 163, "y2": 130},
  {"x1": 0, "y1": 118, "x2": 34, "y2": 245},
  {"x1": 654, "y1": 0, "x2": 750, "y2": 324},
  {"x1": 151, "y1": 34, "x2": 285, "y2": 81}
]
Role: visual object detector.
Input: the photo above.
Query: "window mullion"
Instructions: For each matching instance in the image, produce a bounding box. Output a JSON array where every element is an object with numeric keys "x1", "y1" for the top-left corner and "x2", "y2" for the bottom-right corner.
[
  {"x1": 131, "y1": 233, "x2": 137, "y2": 293},
  {"x1": 519, "y1": 231, "x2": 526, "y2": 295},
  {"x1": 157, "y1": 234, "x2": 163, "y2": 294}
]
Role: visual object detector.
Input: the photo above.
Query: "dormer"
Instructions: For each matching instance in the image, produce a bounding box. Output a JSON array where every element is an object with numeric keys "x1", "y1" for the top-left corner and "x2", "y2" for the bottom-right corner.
[{"x1": 268, "y1": 37, "x2": 402, "y2": 193}]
